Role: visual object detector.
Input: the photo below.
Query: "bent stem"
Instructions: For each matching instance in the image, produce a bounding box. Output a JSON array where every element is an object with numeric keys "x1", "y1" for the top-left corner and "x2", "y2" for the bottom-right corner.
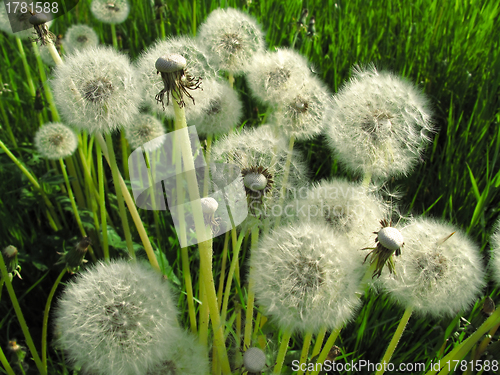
[
  {"x1": 41, "y1": 268, "x2": 66, "y2": 372},
  {"x1": 375, "y1": 307, "x2": 413, "y2": 375},
  {"x1": 0, "y1": 252, "x2": 46, "y2": 375},
  {"x1": 96, "y1": 134, "x2": 159, "y2": 270}
]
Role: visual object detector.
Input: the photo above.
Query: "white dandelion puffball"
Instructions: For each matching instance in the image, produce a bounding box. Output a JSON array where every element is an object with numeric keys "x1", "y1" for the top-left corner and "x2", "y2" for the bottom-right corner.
[
  {"x1": 90, "y1": 0, "x2": 130, "y2": 24},
  {"x1": 145, "y1": 330, "x2": 209, "y2": 375},
  {"x1": 124, "y1": 114, "x2": 165, "y2": 152},
  {"x1": 197, "y1": 7, "x2": 265, "y2": 75},
  {"x1": 488, "y1": 219, "x2": 500, "y2": 287},
  {"x1": 53, "y1": 260, "x2": 179, "y2": 375},
  {"x1": 295, "y1": 179, "x2": 388, "y2": 255},
  {"x1": 211, "y1": 125, "x2": 308, "y2": 226},
  {"x1": 243, "y1": 347, "x2": 266, "y2": 373},
  {"x1": 250, "y1": 222, "x2": 363, "y2": 333},
  {"x1": 63, "y1": 24, "x2": 99, "y2": 54},
  {"x1": 191, "y1": 80, "x2": 243, "y2": 136},
  {"x1": 135, "y1": 36, "x2": 218, "y2": 117},
  {"x1": 246, "y1": 48, "x2": 311, "y2": 105},
  {"x1": 269, "y1": 73, "x2": 333, "y2": 140},
  {"x1": 377, "y1": 217, "x2": 485, "y2": 318},
  {"x1": 34, "y1": 123, "x2": 78, "y2": 159},
  {"x1": 0, "y1": 5, "x2": 53, "y2": 39},
  {"x1": 52, "y1": 46, "x2": 142, "y2": 134},
  {"x1": 324, "y1": 64, "x2": 434, "y2": 180}
]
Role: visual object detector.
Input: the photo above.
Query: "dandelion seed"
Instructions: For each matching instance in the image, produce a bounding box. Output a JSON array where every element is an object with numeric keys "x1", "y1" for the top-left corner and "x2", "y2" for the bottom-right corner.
[
  {"x1": 197, "y1": 8, "x2": 265, "y2": 75},
  {"x1": 250, "y1": 222, "x2": 363, "y2": 333},
  {"x1": 54, "y1": 260, "x2": 179, "y2": 375},
  {"x1": 191, "y1": 80, "x2": 243, "y2": 136},
  {"x1": 34, "y1": 123, "x2": 78, "y2": 159},
  {"x1": 63, "y1": 24, "x2": 99, "y2": 54},
  {"x1": 2, "y1": 245, "x2": 22, "y2": 280},
  {"x1": 90, "y1": 0, "x2": 130, "y2": 24},
  {"x1": 269, "y1": 73, "x2": 333, "y2": 140},
  {"x1": 246, "y1": 48, "x2": 311, "y2": 105},
  {"x1": 124, "y1": 114, "x2": 165, "y2": 152},
  {"x1": 324, "y1": 64, "x2": 435, "y2": 180},
  {"x1": 377, "y1": 217, "x2": 485, "y2": 318},
  {"x1": 52, "y1": 46, "x2": 142, "y2": 134}
]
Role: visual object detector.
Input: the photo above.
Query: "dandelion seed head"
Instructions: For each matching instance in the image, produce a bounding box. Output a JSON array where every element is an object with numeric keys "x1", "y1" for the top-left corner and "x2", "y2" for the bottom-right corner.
[
  {"x1": 191, "y1": 81, "x2": 242, "y2": 136},
  {"x1": 377, "y1": 217, "x2": 485, "y2": 318},
  {"x1": 124, "y1": 114, "x2": 165, "y2": 152},
  {"x1": 63, "y1": 25, "x2": 99, "y2": 54},
  {"x1": 34, "y1": 123, "x2": 78, "y2": 159},
  {"x1": 324, "y1": 64, "x2": 435, "y2": 180},
  {"x1": 251, "y1": 222, "x2": 363, "y2": 333},
  {"x1": 53, "y1": 260, "x2": 179, "y2": 375},
  {"x1": 243, "y1": 347, "x2": 266, "y2": 373},
  {"x1": 488, "y1": 219, "x2": 500, "y2": 287},
  {"x1": 378, "y1": 227, "x2": 404, "y2": 251},
  {"x1": 197, "y1": 7, "x2": 265, "y2": 75},
  {"x1": 52, "y1": 46, "x2": 142, "y2": 134},
  {"x1": 246, "y1": 48, "x2": 311, "y2": 104},
  {"x1": 90, "y1": 0, "x2": 130, "y2": 24}
]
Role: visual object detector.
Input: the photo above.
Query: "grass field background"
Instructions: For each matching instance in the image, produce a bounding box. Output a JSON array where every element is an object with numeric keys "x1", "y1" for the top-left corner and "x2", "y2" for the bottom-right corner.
[{"x1": 0, "y1": 0, "x2": 500, "y2": 374}]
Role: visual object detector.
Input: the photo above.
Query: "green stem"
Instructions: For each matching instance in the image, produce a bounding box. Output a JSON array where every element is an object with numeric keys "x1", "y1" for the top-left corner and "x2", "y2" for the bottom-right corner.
[
  {"x1": 0, "y1": 252, "x2": 47, "y2": 375},
  {"x1": 228, "y1": 72, "x2": 234, "y2": 88},
  {"x1": 110, "y1": 23, "x2": 118, "y2": 49},
  {"x1": 192, "y1": 0, "x2": 197, "y2": 36},
  {"x1": 16, "y1": 37, "x2": 36, "y2": 97},
  {"x1": 46, "y1": 42, "x2": 63, "y2": 66},
  {"x1": 181, "y1": 246, "x2": 197, "y2": 333},
  {"x1": 41, "y1": 268, "x2": 66, "y2": 372},
  {"x1": 362, "y1": 171, "x2": 372, "y2": 188},
  {"x1": 273, "y1": 329, "x2": 293, "y2": 374},
  {"x1": 273, "y1": 134, "x2": 295, "y2": 229},
  {"x1": 0, "y1": 97, "x2": 17, "y2": 147},
  {"x1": 65, "y1": 156, "x2": 86, "y2": 208},
  {"x1": 96, "y1": 133, "x2": 159, "y2": 270},
  {"x1": 198, "y1": 272, "x2": 209, "y2": 346},
  {"x1": 104, "y1": 133, "x2": 135, "y2": 260},
  {"x1": 0, "y1": 138, "x2": 61, "y2": 230},
  {"x1": 31, "y1": 41, "x2": 60, "y2": 121},
  {"x1": 96, "y1": 141, "x2": 109, "y2": 261},
  {"x1": 375, "y1": 307, "x2": 413, "y2": 375},
  {"x1": 120, "y1": 130, "x2": 129, "y2": 180},
  {"x1": 310, "y1": 326, "x2": 327, "y2": 360},
  {"x1": 308, "y1": 327, "x2": 342, "y2": 375},
  {"x1": 0, "y1": 343, "x2": 16, "y2": 375},
  {"x1": 243, "y1": 226, "x2": 259, "y2": 349},
  {"x1": 217, "y1": 231, "x2": 230, "y2": 311},
  {"x1": 297, "y1": 331, "x2": 313, "y2": 375}
]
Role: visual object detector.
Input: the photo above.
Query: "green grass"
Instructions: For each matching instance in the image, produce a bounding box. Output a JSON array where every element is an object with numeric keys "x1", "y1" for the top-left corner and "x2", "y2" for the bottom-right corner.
[{"x1": 0, "y1": 0, "x2": 499, "y2": 374}]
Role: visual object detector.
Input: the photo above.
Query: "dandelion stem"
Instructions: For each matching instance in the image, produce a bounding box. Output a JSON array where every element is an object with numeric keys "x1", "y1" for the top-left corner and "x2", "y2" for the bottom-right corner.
[
  {"x1": 120, "y1": 130, "x2": 129, "y2": 180},
  {"x1": 0, "y1": 251, "x2": 47, "y2": 375},
  {"x1": 192, "y1": 0, "x2": 196, "y2": 36},
  {"x1": 228, "y1": 72, "x2": 235, "y2": 88},
  {"x1": 220, "y1": 229, "x2": 245, "y2": 324},
  {"x1": 274, "y1": 134, "x2": 295, "y2": 229},
  {"x1": 198, "y1": 272, "x2": 209, "y2": 346},
  {"x1": 362, "y1": 171, "x2": 372, "y2": 188},
  {"x1": 41, "y1": 268, "x2": 66, "y2": 372},
  {"x1": 110, "y1": 23, "x2": 118, "y2": 49},
  {"x1": 47, "y1": 42, "x2": 63, "y2": 66},
  {"x1": 243, "y1": 226, "x2": 259, "y2": 349},
  {"x1": 273, "y1": 329, "x2": 293, "y2": 374},
  {"x1": 0, "y1": 345, "x2": 16, "y2": 375},
  {"x1": 297, "y1": 331, "x2": 313, "y2": 375},
  {"x1": 425, "y1": 307, "x2": 500, "y2": 375},
  {"x1": 96, "y1": 141, "x2": 109, "y2": 261},
  {"x1": 66, "y1": 156, "x2": 86, "y2": 208},
  {"x1": 96, "y1": 134, "x2": 160, "y2": 270},
  {"x1": 0, "y1": 97, "x2": 18, "y2": 148},
  {"x1": 172, "y1": 99, "x2": 231, "y2": 374},
  {"x1": 308, "y1": 327, "x2": 342, "y2": 375},
  {"x1": 375, "y1": 307, "x2": 413, "y2": 375},
  {"x1": 104, "y1": 133, "x2": 135, "y2": 260},
  {"x1": 181, "y1": 246, "x2": 197, "y2": 333},
  {"x1": 217, "y1": 231, "x2": 230, "y2": 310},
  {"x1": 16, "y1": 37, "x2": 36, "y2": 97},
  {"x1": 310, "y1": 326, "x2": 327, "y2": 360},
  {"x1": 0, "y1": 138, "x2": 61, "y2": 231}
]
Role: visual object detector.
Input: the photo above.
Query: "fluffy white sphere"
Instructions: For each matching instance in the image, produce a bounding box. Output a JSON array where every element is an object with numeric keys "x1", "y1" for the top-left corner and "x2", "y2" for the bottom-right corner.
[
  {"x1": 250, "y1": 222, "x2": 364, "y2": 333},
  {"x1": 324, "y1": 64, "x2": 435, "y2": 180},
  {"x1": 52, "y1": 46, "x2": 142, "y2": 134},
  {"x1": 90, "y1": 0, "x2": 130, "y2": 24},
  {"x1": 124, "y1": 114, "x2": 165, "y2": 152},
  {"x1": 53, "y1": 260, "x2": 179, "y2": 375},
  {"x1": 34, "y1": 122, "x2": 78, "y2": 159},
  {"x1": 197, "y1": 7, "x2": 265, "y2": 75},
  {"x1": 63, "y1": 24, "x2": 99, "y2": 54},
  {"x1": 377, "y1": 217, "x2": 485, "y2": 317}
]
